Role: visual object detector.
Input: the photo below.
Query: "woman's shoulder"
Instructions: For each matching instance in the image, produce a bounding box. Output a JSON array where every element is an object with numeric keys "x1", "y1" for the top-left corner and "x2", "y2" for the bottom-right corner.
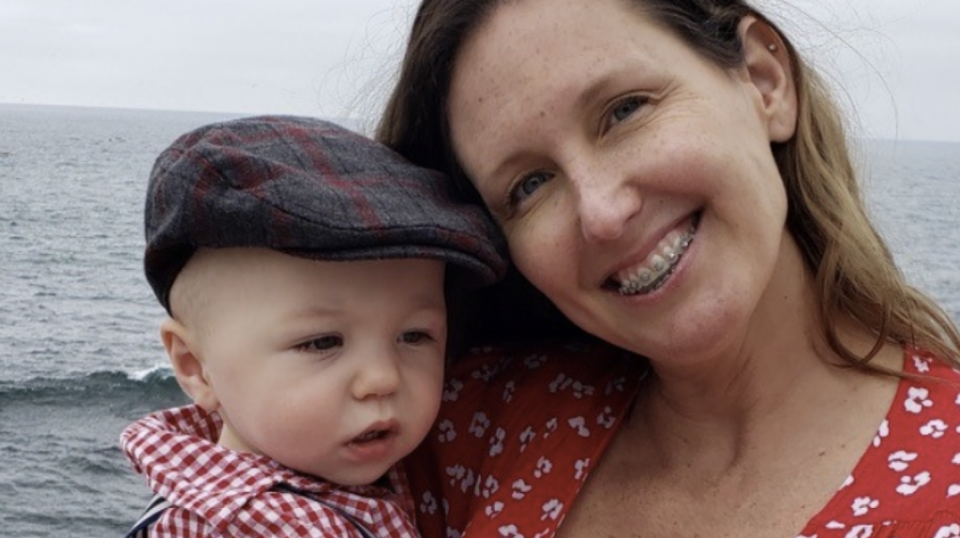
[
  {"x1": 891, "y1": 347, "x2": 960, "y2": 430},
  {"x1": 861, "y1": 347, "x2": 960, "y2": 495},
  {"x1": 803, "y1": 348, "x2": 960, "y2": 536}
]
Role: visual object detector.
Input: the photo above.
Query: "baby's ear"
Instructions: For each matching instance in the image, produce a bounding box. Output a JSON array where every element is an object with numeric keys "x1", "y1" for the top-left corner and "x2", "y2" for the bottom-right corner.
[{"x1": 160, "y1": 317, "x2": 220, "y2": 412}]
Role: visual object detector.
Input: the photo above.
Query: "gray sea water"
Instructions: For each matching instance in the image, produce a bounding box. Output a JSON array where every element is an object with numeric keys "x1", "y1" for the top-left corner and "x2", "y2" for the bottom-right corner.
[{"x1": 0, "y1": 104, "x2": 957, "y2": 537}]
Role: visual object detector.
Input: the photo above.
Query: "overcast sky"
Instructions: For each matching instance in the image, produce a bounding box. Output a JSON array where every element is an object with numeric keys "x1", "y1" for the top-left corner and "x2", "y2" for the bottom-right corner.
[{"x1": 1, "y1": 0, "x2": 957, "y2": 141}]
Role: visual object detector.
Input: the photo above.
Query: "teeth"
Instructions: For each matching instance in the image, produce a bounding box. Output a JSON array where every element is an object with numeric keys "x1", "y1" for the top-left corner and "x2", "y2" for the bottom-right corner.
[
  {"x1": 616, "y1": 227, "x2": 695, "y2": 295},
  {"x1": 650, "y1": 254, "x2": 666, "y2": 272},
  {"x1": 664, "y1": 245, "x2": 677, "y2": 261}
]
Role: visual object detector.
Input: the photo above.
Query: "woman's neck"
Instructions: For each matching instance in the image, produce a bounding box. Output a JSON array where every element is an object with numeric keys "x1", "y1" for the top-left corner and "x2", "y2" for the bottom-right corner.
[{"x1": 628, "y1": 236, "x2": 901, "y2": 476}]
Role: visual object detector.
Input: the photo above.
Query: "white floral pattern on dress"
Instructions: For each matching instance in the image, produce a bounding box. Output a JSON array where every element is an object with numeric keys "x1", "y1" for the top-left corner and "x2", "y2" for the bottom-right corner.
[
  {"x1": 485, "y1": 501, "x2": 504, "y2": 518},
  {"x1": 511, "y1": 479, "x2": 532, "y2": 500},
  {"x1": 438, "y1": 419, "x2": 457, "y2": 443},
  {"x1": 904, "y1": 387, "x2": 933, "y2": 414},
  {"x1": 844, "y1": 524, "x2": 873, "y2": 538},
  {"x1": 873, "y1": 419, "x2": 889, "y2": 448},
  {"x1": 421, "y1": 492, "x2": 439, "y2": 515},
  {"x1": 574, "y1": 458, "x2": 590, "y2": 481},
  {"x1": 888, "y1": 451, "x2": 918, "y2": 472},
  {"x1": 919, "y1": 419, "x2": 948, "y2": 438},
  {"x1": 489, "y1": 427, "x2": 507, "y2": 457},
  {"x1": 566, "y1": 416, "x2": 589, "y2": 437},
  {"x1": 597, "y1": 406, "x2": 616, "y2": 429},
  {"x1": 895, "y1": 472, "x2": 931, "y2": 496},
  {"x1": 934, "y1": 524, "x2": 960, "y2": 538},
  {"x1": 851, "y1": 496, "x2": 880, "y2": 517},
  {"x1": 540, "y1": 499, "x2": 563, "y2": 521},
  {"x1": 469, "y1": 412, "x2": 490, "y2": 438}
]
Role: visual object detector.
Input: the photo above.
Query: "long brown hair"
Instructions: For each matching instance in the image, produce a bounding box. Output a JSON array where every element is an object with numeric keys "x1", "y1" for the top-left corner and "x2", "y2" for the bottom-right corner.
[{"x1": 377, "y1": 0, "x2": 960, "y2": 367}]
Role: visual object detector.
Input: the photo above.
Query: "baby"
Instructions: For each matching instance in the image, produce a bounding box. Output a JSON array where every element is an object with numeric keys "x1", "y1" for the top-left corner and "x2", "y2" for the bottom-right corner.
[{"x1": 120, "y1": 115, "x2": 505, "y2": 537}]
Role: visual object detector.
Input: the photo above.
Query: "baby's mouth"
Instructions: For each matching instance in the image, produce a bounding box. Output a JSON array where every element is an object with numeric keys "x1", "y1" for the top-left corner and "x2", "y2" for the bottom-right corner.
[
  {"x1": 606, "y1": 215, "x2": 699, "y2": 296},
  {"x1": 350, "y1": 422, "x2": 397, "y2": 445},
  {"x1": 353, "y1": 429, "x2": 390, "y2": 443}
]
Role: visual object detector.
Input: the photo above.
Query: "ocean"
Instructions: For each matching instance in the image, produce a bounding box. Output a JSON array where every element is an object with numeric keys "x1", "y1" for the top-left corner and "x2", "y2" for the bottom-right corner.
[{"x1": 0, "y1": 104, "x2": 957, "y2": 537}]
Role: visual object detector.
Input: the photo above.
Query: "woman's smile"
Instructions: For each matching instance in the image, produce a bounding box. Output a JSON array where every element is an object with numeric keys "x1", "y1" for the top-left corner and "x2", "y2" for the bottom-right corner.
[{"x1": 609, "y1": 213, "x2": 699, "y2": 296}]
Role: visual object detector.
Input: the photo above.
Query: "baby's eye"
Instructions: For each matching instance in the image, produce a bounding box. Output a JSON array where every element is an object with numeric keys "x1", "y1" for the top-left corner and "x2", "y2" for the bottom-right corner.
[
  {"x1": 297, "y1": 335, "x2": 343, "y2": 353},
  {"x1": 509, "y1": 171, "x2": 552, "y2": 206},
  {"x1": 399, "y1": 331, "x2": 433, "y2": 345}
]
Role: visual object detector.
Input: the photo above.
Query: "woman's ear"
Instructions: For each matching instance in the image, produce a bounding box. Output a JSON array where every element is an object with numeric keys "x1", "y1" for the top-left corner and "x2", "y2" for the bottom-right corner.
[
  {"x1": 738, "y1": 15, "x2": 798, "y2": 143},
  {"x1": 160, "y1": 317, "x2": 220, "y2": 412}
]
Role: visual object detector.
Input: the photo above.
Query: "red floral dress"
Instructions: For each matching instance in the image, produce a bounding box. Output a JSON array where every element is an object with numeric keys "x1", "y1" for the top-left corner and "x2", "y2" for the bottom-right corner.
[{"x1": 404, "y1": 343, "x2": 960, "y2": 538}]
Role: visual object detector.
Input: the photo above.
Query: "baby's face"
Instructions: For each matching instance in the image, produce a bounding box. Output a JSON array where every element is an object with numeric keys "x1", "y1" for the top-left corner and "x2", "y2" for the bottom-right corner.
[{"x1": 192, "y1": 248, "x2": 446, "y2": 485}]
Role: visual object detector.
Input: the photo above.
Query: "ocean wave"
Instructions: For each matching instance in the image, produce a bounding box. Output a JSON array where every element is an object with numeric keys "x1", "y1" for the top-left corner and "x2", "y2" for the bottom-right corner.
[
  {"x1": 128, "y1": 363, "x2": 174, "y2": 382},
  {"x1": 0, "y1": 366, "x2": 184, "y2": 405}
]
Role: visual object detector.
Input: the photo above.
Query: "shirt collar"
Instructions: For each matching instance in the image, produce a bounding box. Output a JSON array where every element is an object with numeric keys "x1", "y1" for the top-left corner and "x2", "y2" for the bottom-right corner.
[{"x1": 122, "y1": 404, "x2": 403, "y2": 532}]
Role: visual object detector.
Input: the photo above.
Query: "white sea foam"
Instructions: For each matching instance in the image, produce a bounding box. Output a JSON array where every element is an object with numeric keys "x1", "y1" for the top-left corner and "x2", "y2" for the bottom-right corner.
[{"x1": 128, "y1": 363, "x2": 174, "y2": 382}]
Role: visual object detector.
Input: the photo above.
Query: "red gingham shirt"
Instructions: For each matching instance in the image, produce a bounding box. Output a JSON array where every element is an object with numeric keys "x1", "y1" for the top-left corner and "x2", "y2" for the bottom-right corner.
[{"x1": 121, "y1": 405, "x2": 419, "y2": 538}]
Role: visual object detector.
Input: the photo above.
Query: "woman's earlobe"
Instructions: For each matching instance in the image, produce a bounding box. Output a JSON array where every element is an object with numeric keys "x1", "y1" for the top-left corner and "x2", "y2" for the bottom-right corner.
[
  {"x1": 160, "y1": 317, "x2": 220, "y2": 412},
  {"x1": 740, "y1": 16, "x2": 798, "y2": 142}
]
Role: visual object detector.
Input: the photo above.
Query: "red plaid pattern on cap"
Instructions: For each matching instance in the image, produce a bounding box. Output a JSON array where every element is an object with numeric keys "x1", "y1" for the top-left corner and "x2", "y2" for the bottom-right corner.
[
  {"x1": 121, "y1": 405, "x2": 419, "y2": 537},
  {"x1": 144, "y1": 115, "x2": 507, "y2": 313}
]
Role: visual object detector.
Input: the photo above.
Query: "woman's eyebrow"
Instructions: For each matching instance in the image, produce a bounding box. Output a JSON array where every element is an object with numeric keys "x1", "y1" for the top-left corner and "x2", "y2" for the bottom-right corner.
[
  {"x1": 481, "y1": 73, "x2": 623, "y2": 182},
  {"x1": 484, "y1": 152, "x2": 531, "y2": 186},
  {"x1": 577, "y1": 71, "x2": 620, "y2": 111}
]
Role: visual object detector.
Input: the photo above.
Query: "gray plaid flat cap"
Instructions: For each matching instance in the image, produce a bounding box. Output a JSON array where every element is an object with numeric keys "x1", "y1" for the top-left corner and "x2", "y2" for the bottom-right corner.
[{"x1": 144, "y1": 115, "x2": 507, "y2": 313}]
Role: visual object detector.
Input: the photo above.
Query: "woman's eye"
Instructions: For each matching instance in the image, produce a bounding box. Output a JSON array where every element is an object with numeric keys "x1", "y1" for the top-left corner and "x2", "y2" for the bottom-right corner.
[
  {"x1": 399, "y1": 331, "x2": 433, "y2": 345},
  {"x1": 297, "y1": 335, "x2": 343, "y2": 353},
  {"x1": 603, "y1": 96, "x2": 646, "y2": 131},
  {"x1": 509, "y1": 171, "x2": 552, "y2": 206}
]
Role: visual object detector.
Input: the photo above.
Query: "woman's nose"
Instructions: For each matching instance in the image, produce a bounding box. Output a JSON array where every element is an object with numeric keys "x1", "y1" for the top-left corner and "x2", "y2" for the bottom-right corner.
[
  {"x1": 570, "y1": 161, "x2": 642, "y2": 242},
  {"x1": 351, "y1": 350, "x2": 402, "y2": 400}
]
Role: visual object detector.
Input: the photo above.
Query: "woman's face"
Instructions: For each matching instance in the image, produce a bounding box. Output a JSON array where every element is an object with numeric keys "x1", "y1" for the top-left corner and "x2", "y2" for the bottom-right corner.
[{"x1": 448, "y1": 0, "x2": 797, "y2": 362}]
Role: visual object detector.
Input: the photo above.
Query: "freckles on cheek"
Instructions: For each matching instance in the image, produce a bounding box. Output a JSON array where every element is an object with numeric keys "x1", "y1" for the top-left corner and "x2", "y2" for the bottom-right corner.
[{"x1": 657, "y1": 134, "x2": 721, "y2": 196}]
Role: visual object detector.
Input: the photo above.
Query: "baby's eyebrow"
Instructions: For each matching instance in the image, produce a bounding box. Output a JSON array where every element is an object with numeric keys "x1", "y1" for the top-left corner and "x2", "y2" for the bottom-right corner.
[
  {"x1": 405, "y1": 293, "x2": 448, "y2": 313},
  {"x1": 282, "y1": 305, "x2": 344, "y2": 321}
]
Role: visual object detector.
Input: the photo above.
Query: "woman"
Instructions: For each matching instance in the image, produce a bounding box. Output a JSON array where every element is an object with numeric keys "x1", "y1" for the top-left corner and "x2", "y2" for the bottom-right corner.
[{"x1": 378, "y1": 0, "x2": 960, "y2": 537}]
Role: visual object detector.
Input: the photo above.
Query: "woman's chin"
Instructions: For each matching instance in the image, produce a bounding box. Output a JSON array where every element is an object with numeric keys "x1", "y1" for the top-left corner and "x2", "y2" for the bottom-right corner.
[{"x1": 615, "y1": 299, "x2": 749, "y2": 365}]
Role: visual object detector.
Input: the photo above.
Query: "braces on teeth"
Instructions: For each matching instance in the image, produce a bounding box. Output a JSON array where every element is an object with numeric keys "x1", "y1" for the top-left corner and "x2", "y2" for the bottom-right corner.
[{"x1": 618, "y1": 232, "x2": 693, "y2": 295}]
